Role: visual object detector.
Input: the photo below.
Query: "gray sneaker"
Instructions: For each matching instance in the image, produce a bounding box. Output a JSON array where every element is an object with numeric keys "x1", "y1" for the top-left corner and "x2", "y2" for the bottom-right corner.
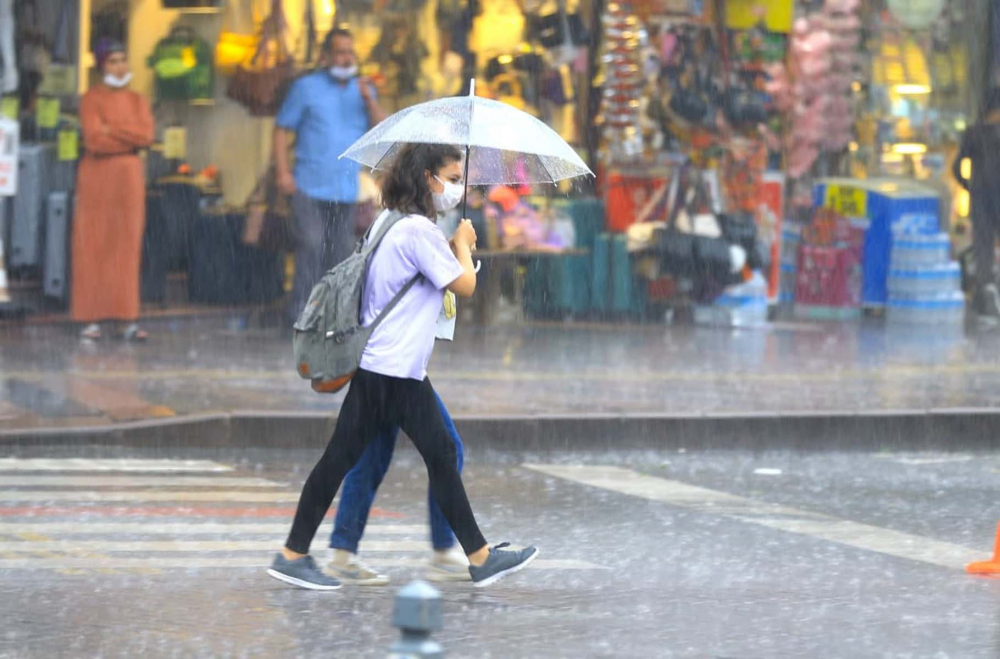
[
  {"x1": 469, "y1": 543, "x2": 539, "y2": 588},
  {"x1": 327, "y1": 550, "x2": 390, "y2": 586},
  {"x1": 426, "y1": 548, "x2": 472, "y2": 583},
  {"x1": 267, "y1": 553, "x2": 342, "y2": 591}
]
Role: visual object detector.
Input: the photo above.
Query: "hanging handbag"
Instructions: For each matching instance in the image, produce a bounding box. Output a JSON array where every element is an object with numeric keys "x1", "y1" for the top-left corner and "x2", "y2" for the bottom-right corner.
[
  {"x1": 216, "y1": 0, "x2": 261, "y2": 75},
  {"x1": 226, "y1": 0, "x2": 296, "y2": 117}
]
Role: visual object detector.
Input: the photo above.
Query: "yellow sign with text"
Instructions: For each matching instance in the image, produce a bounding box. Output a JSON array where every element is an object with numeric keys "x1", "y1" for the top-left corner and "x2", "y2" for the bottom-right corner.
[
  {"x1": 725, "y1": 0, "x2": 794, "y2": 33},
  {"x1": 38, "y1": 64, "x2": 78, "y2": 96},
  {"x1": 0, "y1": 97, "x2": 18, "y2": 120},
  {"x1": 824, "y1": 185, "x2": 868, "y2": 218},
  {"x1": 163, "y1": 127, "x2": 187, "y2": 160},
  {"x1": 36, "y1": 98, "x2": 61, "y2": 129},
  {"x1": 58, "y1": 130, "x2": 79, "y2": 161}
]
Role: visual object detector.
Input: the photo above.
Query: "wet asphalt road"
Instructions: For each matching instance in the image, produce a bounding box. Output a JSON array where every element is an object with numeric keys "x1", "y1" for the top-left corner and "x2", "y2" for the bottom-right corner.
[{"x1": 1, "y1": 443, "x2": 998, "y2": 658}]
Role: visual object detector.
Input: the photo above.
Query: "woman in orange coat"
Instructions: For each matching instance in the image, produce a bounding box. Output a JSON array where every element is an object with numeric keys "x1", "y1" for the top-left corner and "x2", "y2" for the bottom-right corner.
[{"x1": 72, "y1": 39, "x2": 154, "y2": 341}]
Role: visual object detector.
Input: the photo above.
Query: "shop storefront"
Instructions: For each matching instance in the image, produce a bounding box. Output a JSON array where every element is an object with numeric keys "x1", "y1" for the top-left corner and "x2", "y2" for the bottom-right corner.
[
  {"x1": 592, "y1": 0, "x2": 991, "y2": 327},
  {"x1": 0, "y1": 0, "x2": 994, "y2": 327},
  {"x1": 0, "y1": 0, "x2": 601, "y2": 319}
]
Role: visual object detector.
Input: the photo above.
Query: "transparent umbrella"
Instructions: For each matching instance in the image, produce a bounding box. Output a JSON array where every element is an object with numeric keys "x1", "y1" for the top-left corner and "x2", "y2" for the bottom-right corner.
[{"x1": 339, "y1": 80, "x2": 594, "y2": 213}]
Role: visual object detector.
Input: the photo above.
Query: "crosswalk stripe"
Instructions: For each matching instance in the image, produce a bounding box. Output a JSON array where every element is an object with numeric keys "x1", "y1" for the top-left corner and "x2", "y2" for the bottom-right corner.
[
  {"x1": 0, "y1": 459, "x2": 233, "y2": 473},
  {"x1": 0, "y1": 476, "x2": 285, "y2": 488},
  {"x1": 0, "y1": 491, "x2": 300, "y2": 503},
  {"x1": 523, "y1": 464, "x2": 981, "y2": 571},
  {"x1": 0, "y1": 523, "x2": 427, "y2": 535},
  {"x1": 0, "y1": 539, "x2": 430, "y2": 552},
  {"x1": 874, "y1": 455, "x2": 974, "y2": 466},
  {"x1": 0, "y1": 557, "x2": 603, "y2": 571}
]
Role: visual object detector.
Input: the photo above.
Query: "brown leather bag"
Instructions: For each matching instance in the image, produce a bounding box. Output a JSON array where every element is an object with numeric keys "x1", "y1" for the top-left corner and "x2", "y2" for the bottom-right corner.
[{"x1": 226, "y1": 0, "x2": 296, "y2": 117}]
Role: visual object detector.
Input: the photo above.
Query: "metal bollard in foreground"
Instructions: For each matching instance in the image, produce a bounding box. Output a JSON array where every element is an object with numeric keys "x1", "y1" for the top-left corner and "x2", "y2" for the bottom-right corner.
[{"x1": 387, "y1": 580, "x2": 444, "y2": 658}]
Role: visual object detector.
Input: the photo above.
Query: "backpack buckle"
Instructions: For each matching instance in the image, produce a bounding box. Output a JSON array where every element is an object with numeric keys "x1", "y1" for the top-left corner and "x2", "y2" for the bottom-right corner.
[{"x1": 329, "y1": 327, "x2": 357, "y2": 344}]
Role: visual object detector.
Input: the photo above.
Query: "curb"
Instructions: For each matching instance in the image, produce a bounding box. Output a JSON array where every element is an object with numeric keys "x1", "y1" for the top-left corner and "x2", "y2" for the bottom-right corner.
[{"x1": 2, "y1": 409, "x2": 999, "y2": 451}]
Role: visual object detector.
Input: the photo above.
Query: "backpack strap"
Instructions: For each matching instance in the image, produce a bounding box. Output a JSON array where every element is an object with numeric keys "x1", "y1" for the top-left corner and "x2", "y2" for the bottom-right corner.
[
  {"x1": 364, "y1": 209, "x2": 405, "y2": 251},
  {"x1": 368, "y1": 274, "x2": 422, "y2": 333},
  {"x1": 361, "y1": 209, "x2": 425, "y2": 332}
]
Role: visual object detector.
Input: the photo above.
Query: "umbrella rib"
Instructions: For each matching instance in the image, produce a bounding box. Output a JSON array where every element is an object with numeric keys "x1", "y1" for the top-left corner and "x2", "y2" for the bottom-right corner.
[
  {"x1": 536, "y1": 155, "x2": 556, "y2": 185},
  {"x1": 370, "y1": 145, "x2": 394, "y2": 173}
]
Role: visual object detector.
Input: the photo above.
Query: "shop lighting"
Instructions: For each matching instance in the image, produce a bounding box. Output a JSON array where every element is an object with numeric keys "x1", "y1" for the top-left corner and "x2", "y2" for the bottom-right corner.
[
  {"x1": 322, "y1": 0, "x2": 334, "y2": 15},
  {"x1": 893, "y1": 84, "x2": 932, "y2": 95},
  {"x1": 498, "y1": 55, "x2": 514, "y2": 65},
  {"x1": 957, "y1": 190, "x2": 970, "y2": 218},
  {"x1": 961, "y1": 158, "x2": 971, "y2": 180},
  {"x1": 881, "y1": 153, "x2": 905, "y2": 163},
  {"x1": 892, "y1": 143, "x2": 928, "y2": 155},
  {"x1": 851, "y1": 81, "x2": 861, "y2": 93}
]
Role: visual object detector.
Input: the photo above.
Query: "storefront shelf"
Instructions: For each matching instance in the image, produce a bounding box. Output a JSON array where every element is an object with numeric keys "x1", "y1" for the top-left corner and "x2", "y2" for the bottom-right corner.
[{"x1": 173, "y1": 7, "x2": 222, "y2": 15}]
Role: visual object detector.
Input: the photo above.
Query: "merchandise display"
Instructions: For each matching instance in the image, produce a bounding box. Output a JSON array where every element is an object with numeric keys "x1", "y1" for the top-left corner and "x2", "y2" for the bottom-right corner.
[
  {"x1": 148, "y1": 27, "x2": 214, "y2": 102},
  {"x1": 600, "y1": 3, "x2": 645, "y2": 163},
  {"x1": 225, "y1": 0, "x2": 296, "y2": 116},
  {"x1": 793, "y1": 207, "x2": 864, "y2": 320}
]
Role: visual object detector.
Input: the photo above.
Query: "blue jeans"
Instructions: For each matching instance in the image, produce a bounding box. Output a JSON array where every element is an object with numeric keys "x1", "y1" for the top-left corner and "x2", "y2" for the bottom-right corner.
[{"x1": 330, "y1": 390, "x2": 464, "y2": 553}]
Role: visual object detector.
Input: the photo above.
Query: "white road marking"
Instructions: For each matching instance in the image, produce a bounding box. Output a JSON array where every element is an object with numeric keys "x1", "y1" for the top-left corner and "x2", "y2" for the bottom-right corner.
[
  {"x1": 523, "y1": 464, "x2": 981, "y2": 571},
  {"x1": 0, "y1": 556, "x2": 603, "y2": 571},
  {"x1": 0, "y1": 490, "x2": 300, "y2": 503},
  {"x1": 0, "y1": 459, "x2": 234, "y2": 473},
  {"x1": 0, "y1": 476, "x2": 285, "y2": 488},
  {"x1": 0, "y1": 539, "x2": 431, "y2": 552},
  {"x1": 873, "y1": 454, "x2": 974, "y2": 466},
  {"x1": 0, "y1": 522, "x2": 428, "y2": 536}
]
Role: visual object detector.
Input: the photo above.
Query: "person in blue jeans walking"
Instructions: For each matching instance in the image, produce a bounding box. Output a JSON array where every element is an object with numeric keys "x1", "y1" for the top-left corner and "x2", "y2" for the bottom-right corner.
[{"x1": 327, "y1": 390, "x2": 468, "y2": 585}]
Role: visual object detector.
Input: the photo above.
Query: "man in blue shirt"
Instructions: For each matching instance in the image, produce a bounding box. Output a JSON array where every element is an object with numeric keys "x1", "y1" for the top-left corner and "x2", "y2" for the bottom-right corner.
[{"x1": 274, "y1": 27, "x2": 386, "y2": 322}]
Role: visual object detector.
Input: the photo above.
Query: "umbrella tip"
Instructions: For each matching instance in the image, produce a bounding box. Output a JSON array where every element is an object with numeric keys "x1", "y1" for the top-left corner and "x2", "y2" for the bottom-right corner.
[{"x1": 469, "y1": 78, "x2": 476, "y2": 97}]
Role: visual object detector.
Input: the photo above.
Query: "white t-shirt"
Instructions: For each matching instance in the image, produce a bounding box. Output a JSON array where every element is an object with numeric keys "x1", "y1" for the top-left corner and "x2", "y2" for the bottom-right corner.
[{"x1": 359, "y1": 213, "x2": 464, "y2": 380}]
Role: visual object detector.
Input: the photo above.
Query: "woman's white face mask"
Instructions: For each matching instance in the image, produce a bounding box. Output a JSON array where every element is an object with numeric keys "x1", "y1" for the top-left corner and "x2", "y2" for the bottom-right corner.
[
  {"x1": 432, "y1": 175, "x2": 465, "y2": 212},
  {"x1": 104, "y1": 72, "x2": 132, "y2": 88}
]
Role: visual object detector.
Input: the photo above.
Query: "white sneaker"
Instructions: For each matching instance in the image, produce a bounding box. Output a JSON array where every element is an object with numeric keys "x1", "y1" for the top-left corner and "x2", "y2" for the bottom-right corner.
[
  {"x1": 426, "y1": 548, "x2": 472, "y2": 582},
  {"x1": 327, "y1": 549, "x2": 390, "y2": 586}
]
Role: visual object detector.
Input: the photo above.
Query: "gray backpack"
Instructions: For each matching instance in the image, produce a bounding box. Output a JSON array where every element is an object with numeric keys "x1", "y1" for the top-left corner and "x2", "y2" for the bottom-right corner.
[{"x1": 293, "y1": 209, "x2": 420, "y2": 393}]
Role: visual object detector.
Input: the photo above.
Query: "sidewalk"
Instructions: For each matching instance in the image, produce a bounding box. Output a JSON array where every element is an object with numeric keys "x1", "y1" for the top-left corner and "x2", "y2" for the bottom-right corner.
[{"x1": 2, "y1": 313, "x2": 1000, "y2": 434}]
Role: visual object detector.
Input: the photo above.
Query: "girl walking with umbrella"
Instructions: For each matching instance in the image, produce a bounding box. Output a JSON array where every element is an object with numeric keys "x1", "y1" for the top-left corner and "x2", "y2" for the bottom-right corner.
[{"x1": 268, "y1": 143, "x2": 538, "y2": 590}]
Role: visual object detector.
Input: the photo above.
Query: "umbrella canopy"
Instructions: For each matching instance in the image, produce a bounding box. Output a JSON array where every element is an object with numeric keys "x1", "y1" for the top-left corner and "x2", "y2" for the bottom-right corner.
[{"x1": 339, "y1": 82, "x2": 593, "y2": 186}]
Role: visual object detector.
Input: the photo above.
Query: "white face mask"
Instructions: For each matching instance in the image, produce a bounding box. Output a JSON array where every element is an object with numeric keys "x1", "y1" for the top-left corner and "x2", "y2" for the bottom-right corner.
[
  {"x1": 329, "y1": 64, "x2": 358, "y2": 81},
  {"x1": 432, "y1": 175, "x2": 465, "y2": 212},
  {"x1": 104, "y1": 72, "x2": 132, "y2": 88}
]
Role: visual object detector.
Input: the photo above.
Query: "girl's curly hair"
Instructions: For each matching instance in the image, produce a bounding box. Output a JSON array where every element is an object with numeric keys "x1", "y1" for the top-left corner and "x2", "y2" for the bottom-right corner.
[{"x1": 379, "y1": 143, "x2": 463, "y2": 217}]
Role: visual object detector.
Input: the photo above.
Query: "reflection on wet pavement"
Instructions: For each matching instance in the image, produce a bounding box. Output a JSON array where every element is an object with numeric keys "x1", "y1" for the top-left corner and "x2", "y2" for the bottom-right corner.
[{"x1": 2, "y1": 317, "x2": 1000, "y2": 429}]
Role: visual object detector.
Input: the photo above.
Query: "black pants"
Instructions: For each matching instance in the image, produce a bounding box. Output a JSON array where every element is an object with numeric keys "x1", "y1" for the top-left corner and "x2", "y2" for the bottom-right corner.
[
  {"x1": 973, "y1": 188, "x2": 1000, "y2": 288},
  {"x1": 285, "y1": 369, "x2": 488, "y2": 555}
]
